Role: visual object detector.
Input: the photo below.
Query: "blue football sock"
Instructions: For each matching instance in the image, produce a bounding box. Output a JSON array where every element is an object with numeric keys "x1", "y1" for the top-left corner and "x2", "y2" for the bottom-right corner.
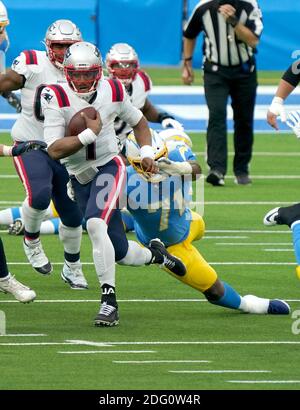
[
  {"x1": 292, "y1": 222, "x2": 300, "y2": 265},
  {"x1": 210, "y1": 281, "x2": 241, "y2": 310}
]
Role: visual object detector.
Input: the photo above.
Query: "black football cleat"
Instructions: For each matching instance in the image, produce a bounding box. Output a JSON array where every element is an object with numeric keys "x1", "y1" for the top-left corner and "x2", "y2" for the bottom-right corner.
[{"x1": 148, "y1": 238, "x2": 186, "y2": 277}]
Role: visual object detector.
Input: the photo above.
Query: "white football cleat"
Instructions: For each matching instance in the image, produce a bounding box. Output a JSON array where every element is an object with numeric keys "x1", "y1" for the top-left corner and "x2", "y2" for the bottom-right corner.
[
  {"x1": 0, "y1": 274, "x2": 36, "y2": 303},
  {"x1": 61, "y1": 261, "x2": 88, "y2": 290},
  {"x1": 263, "y1": 207, "x2": 280, "y2": 226},
  {"x1": 23, "y1": 239, "x2": 52, "y2": 275}
]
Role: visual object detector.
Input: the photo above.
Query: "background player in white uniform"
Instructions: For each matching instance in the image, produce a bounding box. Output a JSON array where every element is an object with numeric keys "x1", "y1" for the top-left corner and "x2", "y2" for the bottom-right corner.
[
  {"x1": 0, "y1": 140, "x2": 46, "y2": 303},
  {"x1": 0, "y1": 20, "x2": 88, "y2": 290},
  {"x1": 105, "y1": 43, "x2": 183, "y2": 151},
  {"x1": 42, "y1": 42, "x2": 159, "y2": 327},
  {"x1": 0, "y1": 1, "x2": 21, "y2": 112}
]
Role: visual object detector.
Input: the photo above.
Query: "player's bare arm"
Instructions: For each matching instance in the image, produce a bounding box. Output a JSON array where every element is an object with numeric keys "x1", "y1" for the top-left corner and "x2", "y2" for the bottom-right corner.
[
  {"x1": 141, "y1": 98, "x2": 161, "y2": 122},
  {"x1": 47, "y1": 111, "x2": 102, "y2": 160},
  {"x1": 132, "y1": 115, "x2": 158, "y2": 174},
  {"x1": 0, "y1": 69, "x2": 24, "y2": 92}
]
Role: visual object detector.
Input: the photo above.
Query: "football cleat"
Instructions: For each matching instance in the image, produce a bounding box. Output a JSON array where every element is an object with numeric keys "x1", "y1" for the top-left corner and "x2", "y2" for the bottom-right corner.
[
  {"x1": 263, "y1": 207, "x2": 280, "y2": 226},
  {"x1": 206, "y1": 170, "x2": 225, "y2": 186},
  {"x1": 94, "y1": 302, "x2": 119, "y2": 327},
  {"x1": 148, "y1": 238, "x2": 186, "y2": 277},
  {"x1": 8, "y1": 218, "x2": 25, "y2": 236},
  {"x1": 23, "y1": 239, "x2": 52, "y2": 275},
  {"x1": 234, "y1": 174, "x2": 252, "y2": 185},
  {"x1": 61, "y1": 261, "x2": 88, "y2": 290},
  {"x1": 0, "y1": 274, "x2": 36, "y2": 303},
  {"x1": 268, "y1": 299, "x2": 290, "y2": 315}
]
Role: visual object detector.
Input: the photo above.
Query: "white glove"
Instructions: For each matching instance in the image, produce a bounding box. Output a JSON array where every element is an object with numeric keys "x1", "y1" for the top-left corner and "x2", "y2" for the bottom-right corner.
[
  {"x1": 157, "y1": 157, "x2": 192, "y2": 176},
  {"x1": 286, "y1": 110, "x2": 300, "y2": 138},
  {"x1": 269, "y1": 96, "x2": 287, "y2": 122},
  {"x1": 161, "y1": 118, "x2": 184, "y2": 131},
  {"x1": 67, "y1": 180, "x2": 76, "y2": 202}
]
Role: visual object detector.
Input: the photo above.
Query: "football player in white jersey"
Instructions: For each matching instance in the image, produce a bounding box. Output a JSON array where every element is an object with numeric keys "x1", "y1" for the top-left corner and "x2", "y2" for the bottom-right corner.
[
  {"x1": 0, "y1": 20, "x2": 88, "y2": 290},
  {"x1": 41, "y1": 42, "x2": 178, "y2": 327},
  {"x1": 0, "y1": 140, "x2": 46, "y2": 303},
  {"x1": 105, "y1": 43, "x2": 183, "y2": 152},
  {"x1": 0, "y1": 1, "x2": 21, "y2": 111}
]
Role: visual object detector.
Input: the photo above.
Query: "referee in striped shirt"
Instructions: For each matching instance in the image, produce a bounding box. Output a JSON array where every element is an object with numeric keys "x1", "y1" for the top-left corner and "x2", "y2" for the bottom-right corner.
[{"x1": 182, "y1": 0, "x2": 263, "y2": 186}]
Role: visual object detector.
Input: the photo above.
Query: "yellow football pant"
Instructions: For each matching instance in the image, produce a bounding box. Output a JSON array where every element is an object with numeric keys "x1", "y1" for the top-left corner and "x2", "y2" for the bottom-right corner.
[
  {"x1": 166, "y1": 212, "x2": 217, "y2": 292},
  {"x1": 50, "y1": 201, "x2": 59, "y2": 218}
]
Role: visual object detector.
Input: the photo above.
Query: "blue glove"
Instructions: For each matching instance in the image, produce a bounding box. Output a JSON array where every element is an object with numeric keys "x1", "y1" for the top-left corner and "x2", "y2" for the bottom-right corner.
[{"x1": 11, "y1": 141, "x2": 47, "y2": 156}]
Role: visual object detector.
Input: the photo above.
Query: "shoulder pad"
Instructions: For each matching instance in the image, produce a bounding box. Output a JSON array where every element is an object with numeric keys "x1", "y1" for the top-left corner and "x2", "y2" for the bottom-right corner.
[
  {"x1": 137, "y1": 70, "x2": 151, "y2": 92},
  {"x1": 107, "y1": 78, "x2": 125, "y2": 102},
  {"x1": 42, "y1": 85, "x2": 70, "y2": 108},
  {"x1": 22, "y1": 50, "x2": 38, "y2": 65}
]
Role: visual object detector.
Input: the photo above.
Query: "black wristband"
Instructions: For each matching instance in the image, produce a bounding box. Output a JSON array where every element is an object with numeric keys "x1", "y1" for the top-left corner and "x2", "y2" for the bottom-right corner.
[
  {"x1": 157, "y1": 112, "x2": 174, "y2": 123},
  {"x1": 227, "y1": 15, "x2": 239, "y2": 28},
  {"x1": 183, "y1": 56, "x2": 193, "y2": 62}
]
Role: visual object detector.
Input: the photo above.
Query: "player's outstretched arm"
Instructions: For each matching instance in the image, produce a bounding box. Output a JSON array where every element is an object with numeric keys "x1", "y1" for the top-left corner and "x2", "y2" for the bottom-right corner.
[{"x1": 0, "y1": 69, "x2": 24, "y2": 93}]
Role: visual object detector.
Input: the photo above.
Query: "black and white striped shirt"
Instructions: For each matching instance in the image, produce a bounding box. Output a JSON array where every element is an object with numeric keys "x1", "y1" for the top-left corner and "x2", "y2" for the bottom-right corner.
[{"x1": 184, "y1": 0, "x2": 263, "y2": 67}]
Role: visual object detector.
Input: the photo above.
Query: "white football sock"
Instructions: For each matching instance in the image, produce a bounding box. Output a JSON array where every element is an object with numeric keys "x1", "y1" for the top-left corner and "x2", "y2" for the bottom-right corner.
[
  {"x1": 118, "y1": 240, "x2": 152, "y2": 265},
  {"x1": 0, "y1": 208, "x2": 20, "y2": 225},
  {"x1": 87, "y1": 218, "x2": 115, "y2": 287},
  {"x1": 40, "y1": 220, "x2": 59, "y2": 235},
  {"x1": 239, "y1": 294, "x2": 269, "y2": 314},
  {"x1": 22, "y1": 199, "x2": 48, "y2": 236},
  {"x1": 59, "y1": 223, "x2": 82, "y2": 255}
]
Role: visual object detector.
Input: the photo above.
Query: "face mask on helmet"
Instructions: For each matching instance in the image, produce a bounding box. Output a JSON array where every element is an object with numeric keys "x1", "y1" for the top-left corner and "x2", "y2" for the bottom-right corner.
[
  {"x1": 159, "y1": 129, "x2": 193, "y2": 148},
  {"x1": 0, "y1": 1, "x2": 9, "y2": 33},
  {"x1": 45, "y1": 19, "x2": 82, "y2": 70},
  {"x1": 106, "y1": 43, "x2": 139, "y2": 86},
  {"x1": 126, "y1": 129, "x2": 168, "y2": 183},
  {"x1": 64, "y1": 41, "x2": 103, "y2": 101}
]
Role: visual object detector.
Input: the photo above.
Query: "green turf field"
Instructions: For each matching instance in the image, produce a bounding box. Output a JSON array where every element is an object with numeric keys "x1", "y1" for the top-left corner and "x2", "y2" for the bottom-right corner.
[
  {"x1": 0, "y1": 129, "x2": 300, "y2": 390},
  {"x1": 144, "y1": 68, "x2": 282, "y2": 86}
]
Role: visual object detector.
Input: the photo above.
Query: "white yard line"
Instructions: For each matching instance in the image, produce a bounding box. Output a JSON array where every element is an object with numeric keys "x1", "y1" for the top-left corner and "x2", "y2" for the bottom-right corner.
[
  {"x1": 204, "y1": 236, "x2": 249, "y2": 239},
  {"x1": 2, "y1": 261, "x2": 295, "y2": 267},
  {"x1": 58, "y1": 350, "x2": 156, "y2": 354},
  {"x1": 113, "y1": 360, "x2": 211, "y2": 364},
  {"x1": 228, "y1": 380, "x2": 300, "y2": 384},
  {"x1": 207, "y1": 230, "x2": 290, "y2": 233},
  {"x1": 0, "y1": 334, "x2": 46, "y2": 337},
  {"x1": 264, "y1": 249, "x2": 294, "y2": 252},
  {"x1": 67, "y1": 340, "x2": 300, "y2": 346},
  {"x1": 169, "y1": 370, "x2": 271, "y2": 374},
  {"x1": 1, "y1": 298, "x2": 300, "y2": 304},
  {"x1": 216, "y1": 243, "x2": 291, "y2": 246},
  {"x1": 2, "y1": 340, "x2": 300, "y2": 347},
  {"x1": 195, "y1": 153, "x2": 300, "y2": 157}
]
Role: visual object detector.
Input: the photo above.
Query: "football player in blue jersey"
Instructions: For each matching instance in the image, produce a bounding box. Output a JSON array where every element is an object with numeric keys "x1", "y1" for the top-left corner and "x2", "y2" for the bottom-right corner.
[
  {"x1": 0, "y1": 1, "x2": 21, "y2": 111},
  {"x1": 124, "y1": 128, "x2": 290, "y2": 315}
]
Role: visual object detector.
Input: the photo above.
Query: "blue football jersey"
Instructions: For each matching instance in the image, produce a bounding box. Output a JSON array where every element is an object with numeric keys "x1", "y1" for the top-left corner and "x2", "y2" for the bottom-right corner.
[{"x1": 126, "y1": 144, "x2": 196, "y2": 247}]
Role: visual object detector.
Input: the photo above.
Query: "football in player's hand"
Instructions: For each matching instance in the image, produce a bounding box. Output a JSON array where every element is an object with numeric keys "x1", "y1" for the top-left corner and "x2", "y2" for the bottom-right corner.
[{"x1": 66, "y1": 107, "x2": 98, "y2": 136}]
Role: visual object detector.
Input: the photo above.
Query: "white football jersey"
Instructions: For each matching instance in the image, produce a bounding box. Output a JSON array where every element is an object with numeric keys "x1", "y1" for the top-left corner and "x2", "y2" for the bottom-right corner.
[
  {"x1": 114, "y1": 70, "x2": 152, "y2": 146},
  {"x1": 41, "y1": 78, "x2": 143, "y2": 176},
  {"x1": 10, "y1": 50, "x2": 66, "y2": 142}
]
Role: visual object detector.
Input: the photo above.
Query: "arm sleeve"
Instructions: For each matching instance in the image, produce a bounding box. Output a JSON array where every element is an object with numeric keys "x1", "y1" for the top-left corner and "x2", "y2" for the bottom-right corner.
[
  {"x1": 41, "y1": 87, "x2": 66, "y2": 146},
  {"x1": 183, "y1": 4, "x2": 204, "y2": 39},
  {"x1": 244, "y1": 1, "x2": 263, "y2": 38},
  {"x1": 118, "y1": 92, "x2": 143, "y2": 127},
  {"x1": 282, "y1": 64, "x2": 300, "y2": 88}
]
